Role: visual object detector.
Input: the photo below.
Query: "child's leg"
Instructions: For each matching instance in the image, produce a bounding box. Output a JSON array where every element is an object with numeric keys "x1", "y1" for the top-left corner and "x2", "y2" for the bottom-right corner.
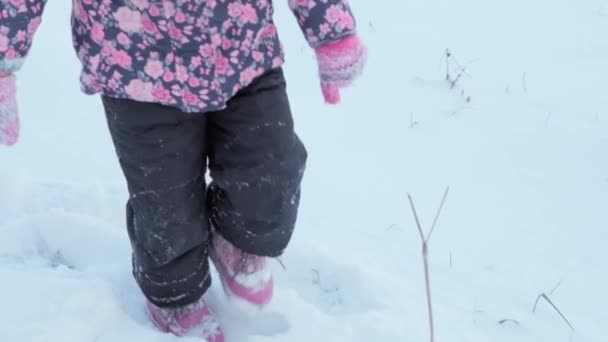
[
  {"x1": 102, "y1": 97, "x2": 211, "y2": 308},
  {"x1": 206, "y1": 68, "x2": 308, "y2": 257}
]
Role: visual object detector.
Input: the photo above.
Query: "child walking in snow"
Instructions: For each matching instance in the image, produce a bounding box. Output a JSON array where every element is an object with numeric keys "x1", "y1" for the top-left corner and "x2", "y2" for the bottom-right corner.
[{"x1": 0, "y1": 0, "x2": 366, "y2": 340}]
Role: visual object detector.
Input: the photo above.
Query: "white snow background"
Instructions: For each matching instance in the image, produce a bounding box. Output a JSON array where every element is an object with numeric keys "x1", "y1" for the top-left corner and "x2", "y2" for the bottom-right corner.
[{"x1": 1, "y1": 0, "x2": 607, "y2": 341}]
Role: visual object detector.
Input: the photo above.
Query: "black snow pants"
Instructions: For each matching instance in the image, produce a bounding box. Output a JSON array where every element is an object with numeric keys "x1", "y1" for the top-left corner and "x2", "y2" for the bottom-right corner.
[{"x1": 102, "y1": 68, "x2": 307, "y2": 308}]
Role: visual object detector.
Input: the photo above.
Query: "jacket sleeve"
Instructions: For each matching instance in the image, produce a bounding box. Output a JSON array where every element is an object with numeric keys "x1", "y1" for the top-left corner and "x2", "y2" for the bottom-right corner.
[
  {"x1": 289, "y1": 0, "x2": 357, "y2": 48},
  {"x1": 0, "y1": 0, "x2": 47, "y2": 73}
]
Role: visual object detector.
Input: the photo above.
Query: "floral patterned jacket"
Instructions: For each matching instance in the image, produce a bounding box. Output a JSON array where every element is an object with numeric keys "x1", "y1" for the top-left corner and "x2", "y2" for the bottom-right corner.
[{"x1": 0, "y1": 0, "x2": 357, "y2": 112}]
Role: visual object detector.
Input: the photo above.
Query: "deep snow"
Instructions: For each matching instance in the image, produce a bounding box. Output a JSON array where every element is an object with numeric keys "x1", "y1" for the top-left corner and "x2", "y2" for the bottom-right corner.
[{"x1": 1, "y1": 0, "x2": 607, "y2": 341}]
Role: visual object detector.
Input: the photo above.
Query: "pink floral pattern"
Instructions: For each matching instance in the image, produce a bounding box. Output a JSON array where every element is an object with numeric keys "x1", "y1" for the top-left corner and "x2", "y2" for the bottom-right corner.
[
  {"x1": 0, "y1": 0, "x2": 357, "y2": 113},
  {"x1": 289, "y1": 0, "x2": 356, "y2": 46}
]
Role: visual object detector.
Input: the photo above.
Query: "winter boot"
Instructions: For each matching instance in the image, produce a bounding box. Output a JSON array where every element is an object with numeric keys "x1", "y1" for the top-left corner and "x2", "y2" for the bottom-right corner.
[
  {"x1": 146, "y1": 298, "x2": 224, "y2": 341},
  {"x1": 209, "y1": 231, "x2": 274, "y2": 307}
]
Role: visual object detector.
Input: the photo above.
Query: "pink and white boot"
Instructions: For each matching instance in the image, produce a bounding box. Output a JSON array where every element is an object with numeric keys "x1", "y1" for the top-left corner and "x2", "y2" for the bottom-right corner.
[
  {"x1": 146, "y1": 298, "x2": 224, "y2": 342},
  {"x1": 209, "y1": 232, "x2": 274, "y2": 308}
]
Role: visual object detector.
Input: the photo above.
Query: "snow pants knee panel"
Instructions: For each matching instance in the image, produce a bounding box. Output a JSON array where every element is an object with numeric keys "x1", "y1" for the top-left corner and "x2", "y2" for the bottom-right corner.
[{"x1": 207, "y1": 69, "x2": 307, "y2": 257}]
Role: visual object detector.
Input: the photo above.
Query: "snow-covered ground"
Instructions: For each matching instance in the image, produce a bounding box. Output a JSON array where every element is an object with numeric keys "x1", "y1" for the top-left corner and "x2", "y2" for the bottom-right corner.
[{"x1": 1, "y1": 1, "x2": 607, "y2": 341}]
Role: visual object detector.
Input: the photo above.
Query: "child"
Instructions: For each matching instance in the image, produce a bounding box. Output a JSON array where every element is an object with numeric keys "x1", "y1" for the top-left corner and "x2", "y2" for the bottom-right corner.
[{"x1": 0, "y1": 0, "x2": 366, "y2": 340}]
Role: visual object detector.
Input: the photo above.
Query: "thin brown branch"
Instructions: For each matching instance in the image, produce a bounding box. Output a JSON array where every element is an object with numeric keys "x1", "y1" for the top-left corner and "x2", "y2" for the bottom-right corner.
[
  {"x1": 408, "y1": 189, "x2": 450, "y2": 342},
  {"x1": 408, "y1": 194, "x2": 426, "y2": 242},
  {"x1": 498, "y1": 318, "x2": 521, "y2": 326},
  {"x1": 549, "y1": 279, "x2": 563, "y2": 295},
  {"x1": 409, "y1": 197, "x2": 435, "y2": 342},
  {"x1": 445, "y1": 49, "x2": 451, "y2": 81},
  {"x1": 450, "y1": 56, "x2": 473, "y2": 79},
  {"x1": 533, "y1": 293, "x2": 575, "y2": 332},
  {"x1": 449, "y1": 252, "x2": 453, "y2": 269},
  {"x1": 450, "y1": 69, "x2": 466, "y2": 89},
  {"x1": 427, "y1": 187, "x2": 450, "y2": 241},
  {"x1": 422, "y1": 244, "x2": 435, "y2": 342},
  {"x1": 276, "y1": 257, "x2": 287, "y2": 271}
]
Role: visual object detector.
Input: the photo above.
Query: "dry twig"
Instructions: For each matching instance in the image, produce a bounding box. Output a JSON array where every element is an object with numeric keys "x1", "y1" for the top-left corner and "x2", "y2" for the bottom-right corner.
[{"x1": 408, "y1": 187, "x2": 450, "y2": 342}]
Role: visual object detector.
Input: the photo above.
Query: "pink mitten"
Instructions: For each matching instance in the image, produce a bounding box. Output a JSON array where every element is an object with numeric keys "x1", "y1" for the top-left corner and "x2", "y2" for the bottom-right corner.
[
  {"x1": 0, "y1": 74, "x2": 19, "y2": 146},
  {"x1": 314, "y1": 35, "x2": 367, "y2": 105}
]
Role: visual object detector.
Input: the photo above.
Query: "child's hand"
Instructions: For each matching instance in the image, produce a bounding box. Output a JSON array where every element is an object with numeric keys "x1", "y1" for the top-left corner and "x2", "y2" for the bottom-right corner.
[
  {"x1": 0, "y1": 73, "x2": 20, "y2": 146},
  {"x1": 314, "y1": 35, "x2": 367, "y2": 105}
]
